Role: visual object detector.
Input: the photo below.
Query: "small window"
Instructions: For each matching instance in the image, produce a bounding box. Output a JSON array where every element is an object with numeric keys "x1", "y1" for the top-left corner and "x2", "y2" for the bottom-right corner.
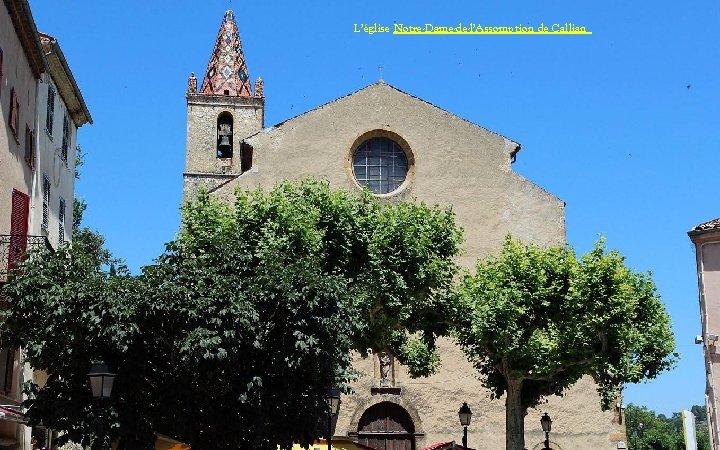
[
  {"x1": 58, "y1": 198, "x2": 66, "y2": 246},
  {"x1": 217, "y1": 112, "x2": 233, "y2": 158},
  {"x1": 352, "y1": 137, "x2": 408, "y2": 194},
  {"x1": 24, "y1": 126, "x2": 33, "y2": 168},
  {"x1": 42, "y1": 174, "x2": 50, "y2": 231},
  {"x1": 46, "y1": 86, "x2": 55, "y2": 136},
  {"x1": 240, "y1": 142, "x2": 253, "y2": 173},
  {"x1": 8, "y1": 88, "x2": 19, "y2": 139},
  {"x1": 61, "y1": 114, "x2": 70, "y2": 162}
]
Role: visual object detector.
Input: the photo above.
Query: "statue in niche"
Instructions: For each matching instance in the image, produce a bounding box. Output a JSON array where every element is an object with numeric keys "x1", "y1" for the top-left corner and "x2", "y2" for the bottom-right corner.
[{"x1": 378, "y1": 350, "x2": 393, "y2": 387}]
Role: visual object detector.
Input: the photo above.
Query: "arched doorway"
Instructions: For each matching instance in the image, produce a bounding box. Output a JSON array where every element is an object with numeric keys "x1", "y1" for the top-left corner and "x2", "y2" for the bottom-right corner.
[{"x1": 357, "y1": 401, "x2": 416, "y2": 450}]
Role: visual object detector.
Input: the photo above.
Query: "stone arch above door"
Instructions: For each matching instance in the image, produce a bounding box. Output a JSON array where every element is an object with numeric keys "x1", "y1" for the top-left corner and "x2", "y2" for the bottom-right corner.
[
  {"x1": 347, "y1": 394, "x2": 424, "y2": 436},
  {"x1": 355, "y1": 401, "x2": 418, "y2": 450}
]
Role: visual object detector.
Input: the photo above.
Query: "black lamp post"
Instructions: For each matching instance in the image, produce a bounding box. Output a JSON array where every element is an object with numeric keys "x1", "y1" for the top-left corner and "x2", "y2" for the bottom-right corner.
[
  {"x1": 325, "y1": 388, "x2": 341, "y2": 450},
  {"x1": 88, "y1": 361, "x2": 116, "y2": 450},
  {"x1": 458, "y1": 402, "x2": 472, "y2": 449},
  {"x1": 540, "y1": 413, "x2": 552, "y2": 450}
]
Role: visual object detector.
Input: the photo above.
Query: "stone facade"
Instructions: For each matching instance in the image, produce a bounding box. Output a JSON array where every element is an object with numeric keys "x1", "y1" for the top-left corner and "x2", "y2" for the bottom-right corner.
[
  {"x1": 184, "y1": 10, "x2": 625, "y2": 450},
  {"x1": 689, "y1": 220, "x2": 720, "y2": 450},
  {"x1": 183, "y1": 94, "x2": 263, "y2": 199}
]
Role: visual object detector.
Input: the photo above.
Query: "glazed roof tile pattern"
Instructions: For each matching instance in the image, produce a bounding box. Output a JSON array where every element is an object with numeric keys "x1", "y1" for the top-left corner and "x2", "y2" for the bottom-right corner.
[
  {"x1": 199, "y1": 10, "x2": 252, "y2": 97},
  {"x1": 694, "y1": 218, "x2": 720, "y2": 231}
]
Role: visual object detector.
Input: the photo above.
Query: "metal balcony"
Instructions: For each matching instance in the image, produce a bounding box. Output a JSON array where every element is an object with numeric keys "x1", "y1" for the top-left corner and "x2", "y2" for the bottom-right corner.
[{"x1": 0, "y1": 235, "x2": 53, "y2": 283}]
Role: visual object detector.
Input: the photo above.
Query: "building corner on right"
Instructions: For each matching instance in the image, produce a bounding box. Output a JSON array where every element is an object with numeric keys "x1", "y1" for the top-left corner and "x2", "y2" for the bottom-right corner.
[{"x1": 689, "y1": 218, "x2": 720, "y2": 450}]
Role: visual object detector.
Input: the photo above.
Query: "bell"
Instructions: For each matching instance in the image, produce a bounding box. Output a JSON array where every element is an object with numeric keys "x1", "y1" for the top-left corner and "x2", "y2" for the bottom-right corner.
[{"x1": 219, "y1": 135, "x2": 231, "y2": 150}]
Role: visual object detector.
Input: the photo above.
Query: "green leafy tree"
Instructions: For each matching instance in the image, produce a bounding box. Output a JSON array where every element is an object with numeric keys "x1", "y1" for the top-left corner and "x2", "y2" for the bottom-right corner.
[
  {"x1": 2, "y1": 224, "x2": 144, "y2": 449},
  {"x1": 625, "y1": 403, "x2": 710, "y2": 450},
  {"x1": 452, "y1": 238, "x2": 677, "y2": 450},
  {"x1": 3, "y1": 179, "x2": 462, "y2": 450},
  {"x1": 142, "y1": 180, "x2": 462, "y2": 450}
]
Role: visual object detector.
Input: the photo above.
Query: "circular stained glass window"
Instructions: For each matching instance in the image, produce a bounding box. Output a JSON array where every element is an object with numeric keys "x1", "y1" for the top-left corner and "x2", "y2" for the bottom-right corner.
[{"x1": 352, "y1": 138, "x2": 408, "y2": 194}]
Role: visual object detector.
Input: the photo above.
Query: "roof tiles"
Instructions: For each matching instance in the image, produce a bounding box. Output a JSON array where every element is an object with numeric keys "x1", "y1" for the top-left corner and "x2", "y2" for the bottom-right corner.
[
  {"x1": 199, "y1": 10, "x2": 252, "y2": 97},
  {"x1": 693, "y1": 218, "x2": 720, "y2": 231}
]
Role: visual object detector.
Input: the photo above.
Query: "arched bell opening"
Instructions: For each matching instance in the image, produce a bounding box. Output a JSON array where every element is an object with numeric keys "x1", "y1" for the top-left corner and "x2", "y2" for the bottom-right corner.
[{"x1": 217, "y1": 112, "x2": 233, "y2": 159}]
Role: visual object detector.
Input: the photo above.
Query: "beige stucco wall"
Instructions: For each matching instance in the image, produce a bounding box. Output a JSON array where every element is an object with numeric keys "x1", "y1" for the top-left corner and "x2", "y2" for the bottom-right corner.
[
  {"x1": 186, "y1": 82, "x2": 622, "y2": 450},
  {"x1": 0, "y1": 3, "x2": 41, "y2": 450},
  {"x1": 0, "y1": 0, "x2": 37, "y2": 237},
  {"x1": 339, "y1": 341, "x2": 620, "y2": 450},
  {"x1": 212, "y1": 83, "x2": 565, "y2": 266},
  {"x1": 690, "y1": 232, "x2": 720, "y2": 450}
]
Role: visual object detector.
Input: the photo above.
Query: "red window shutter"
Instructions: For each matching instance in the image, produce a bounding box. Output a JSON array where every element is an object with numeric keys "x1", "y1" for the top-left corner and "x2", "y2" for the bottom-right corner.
[{"x1": 8, "y1": 190, "x2": 29, "y2": 271}]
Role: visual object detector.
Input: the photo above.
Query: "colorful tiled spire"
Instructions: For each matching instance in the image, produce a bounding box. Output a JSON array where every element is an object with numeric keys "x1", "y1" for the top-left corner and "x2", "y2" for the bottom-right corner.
[{"x1": 199, "y1": 11, "x2": 252, "y2": 97}]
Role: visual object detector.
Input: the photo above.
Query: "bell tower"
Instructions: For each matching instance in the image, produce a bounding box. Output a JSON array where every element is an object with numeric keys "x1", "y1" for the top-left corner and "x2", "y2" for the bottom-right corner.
[{"x1": 183, "y1": 10, "x2": 264, "y2": 199}]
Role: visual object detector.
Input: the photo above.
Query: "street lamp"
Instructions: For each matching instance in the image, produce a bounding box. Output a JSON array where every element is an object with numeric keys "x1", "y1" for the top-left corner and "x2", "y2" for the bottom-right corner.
[
  {"x1": 540, "y1": 413, "x2": 552, "y2": 450},
  {"x1": 325, "y1": 388, "x2": 341, "y2": 450},
  {"x1": 88, "y1": 362, "x2": 116, "y2": 450},
  {"x1": 632, "y1": 422, "x2": 644, "y2": 450},
  {"x1": 458, "y1": 402, "x2": 472, "y2": 448}
]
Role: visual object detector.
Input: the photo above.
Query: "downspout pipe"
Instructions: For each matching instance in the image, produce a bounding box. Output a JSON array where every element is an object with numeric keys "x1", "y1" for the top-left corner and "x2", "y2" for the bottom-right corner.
[{"x1": 28, "y1": 76, "x2": 43, "y2": 237}]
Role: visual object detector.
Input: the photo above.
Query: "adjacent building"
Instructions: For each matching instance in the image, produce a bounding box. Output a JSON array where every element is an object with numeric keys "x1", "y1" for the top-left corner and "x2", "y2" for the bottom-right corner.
[
  {"x1": 689, "y1": 219, "x2": 720, "y2": 450},
  {"x1": 183, "y1": 11, "x2": 626, "y2": 450},
  {"x1": 0, "y1": 1, "x2": 92, "y2": 448}
]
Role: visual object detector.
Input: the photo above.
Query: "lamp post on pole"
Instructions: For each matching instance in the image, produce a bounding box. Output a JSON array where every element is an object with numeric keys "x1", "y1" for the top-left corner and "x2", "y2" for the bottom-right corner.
[
  {"x1": 325, "y1": 388, "x2": 341, "y2": 450},
  {"x1": 540, "y1": 413, "x2": 552, "y2": 450},
  {"x1": 634, "y1": 422, "x2": 644, "y2": 450},
  {"x1": 458, "y1": 402, "x2": 472, "y2": 449},
  {"x1": 88, "y1": 361, "x2": 116, "y2": 450}
]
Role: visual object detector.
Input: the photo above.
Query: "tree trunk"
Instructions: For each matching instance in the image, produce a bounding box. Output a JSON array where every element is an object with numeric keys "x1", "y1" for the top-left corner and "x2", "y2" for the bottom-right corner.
[{"x1": 505, "y1": 378, "x2": 526, "y2": 450}]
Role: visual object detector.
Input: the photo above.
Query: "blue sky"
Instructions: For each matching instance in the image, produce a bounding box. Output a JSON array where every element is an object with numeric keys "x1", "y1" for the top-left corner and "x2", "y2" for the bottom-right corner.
[{"x1": 28, "y1": 0, "x2": 720, "y2": 417}]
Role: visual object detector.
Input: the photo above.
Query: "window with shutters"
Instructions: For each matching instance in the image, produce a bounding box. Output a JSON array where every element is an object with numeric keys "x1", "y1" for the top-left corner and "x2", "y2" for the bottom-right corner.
[
  {"x1": 46, "y1": 85, "x2": 55, "y2": 136},
  {"x1": 9, "y1": 87, "x2": 19, "y2": 140},
  {"x1": 24, "y1": 126, "x2": 34, "y2": 168},
  {"x1": 0, "y1": 348, "x2": 15, "y2": 395},
  {"x1": 42, "y1": 174, "x2": 50, "y2": 232},
  {"x1": 58, "y1": 198, "x2": 66, "y2": 246},
  {"x1": 61, "y1": 115, "x2": 70, "y2": 162},
  {"x1": 8, "y1": 189, "x2": 29, "y2": 272}
]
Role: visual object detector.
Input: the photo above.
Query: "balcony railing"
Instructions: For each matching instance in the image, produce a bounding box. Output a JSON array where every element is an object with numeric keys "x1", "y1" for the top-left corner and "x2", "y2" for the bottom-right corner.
[{"x1": 0, "y1": 235, "x2": 53, "y2": 283}]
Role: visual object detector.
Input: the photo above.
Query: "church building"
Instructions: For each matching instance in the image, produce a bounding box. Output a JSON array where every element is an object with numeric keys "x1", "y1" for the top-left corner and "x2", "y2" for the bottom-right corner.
[{"x1": 183, "y1": 11, "x2": 626, "y2": 450}]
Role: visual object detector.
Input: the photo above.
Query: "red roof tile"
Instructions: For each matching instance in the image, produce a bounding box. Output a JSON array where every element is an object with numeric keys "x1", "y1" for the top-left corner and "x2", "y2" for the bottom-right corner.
[{"x1": 693, "y1": 218, "x2": 720, "y2": 231}]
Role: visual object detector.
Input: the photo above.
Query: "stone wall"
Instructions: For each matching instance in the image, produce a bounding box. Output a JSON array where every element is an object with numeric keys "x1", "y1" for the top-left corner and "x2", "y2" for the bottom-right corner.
[{"x1": 184, "y1": 95, "x2": 263, "y2": 194}]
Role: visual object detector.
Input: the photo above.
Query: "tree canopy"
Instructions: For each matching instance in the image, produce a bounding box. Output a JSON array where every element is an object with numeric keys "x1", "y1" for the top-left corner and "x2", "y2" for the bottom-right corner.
[
  {"x1": 625, "y1": 403, "x2": 710, "y2": 450},
  {"x1": 451, "y1": 237, "x2": 677, "y2": 450},
  {"x1": 2, "y1": 179, "x2": 462, "y2": 450}
]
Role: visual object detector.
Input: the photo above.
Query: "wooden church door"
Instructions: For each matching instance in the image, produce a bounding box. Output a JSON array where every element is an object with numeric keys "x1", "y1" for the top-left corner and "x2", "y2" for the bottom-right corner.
[{"x1": 357, "y1": 402, "x2": 416, "y2": 450}]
